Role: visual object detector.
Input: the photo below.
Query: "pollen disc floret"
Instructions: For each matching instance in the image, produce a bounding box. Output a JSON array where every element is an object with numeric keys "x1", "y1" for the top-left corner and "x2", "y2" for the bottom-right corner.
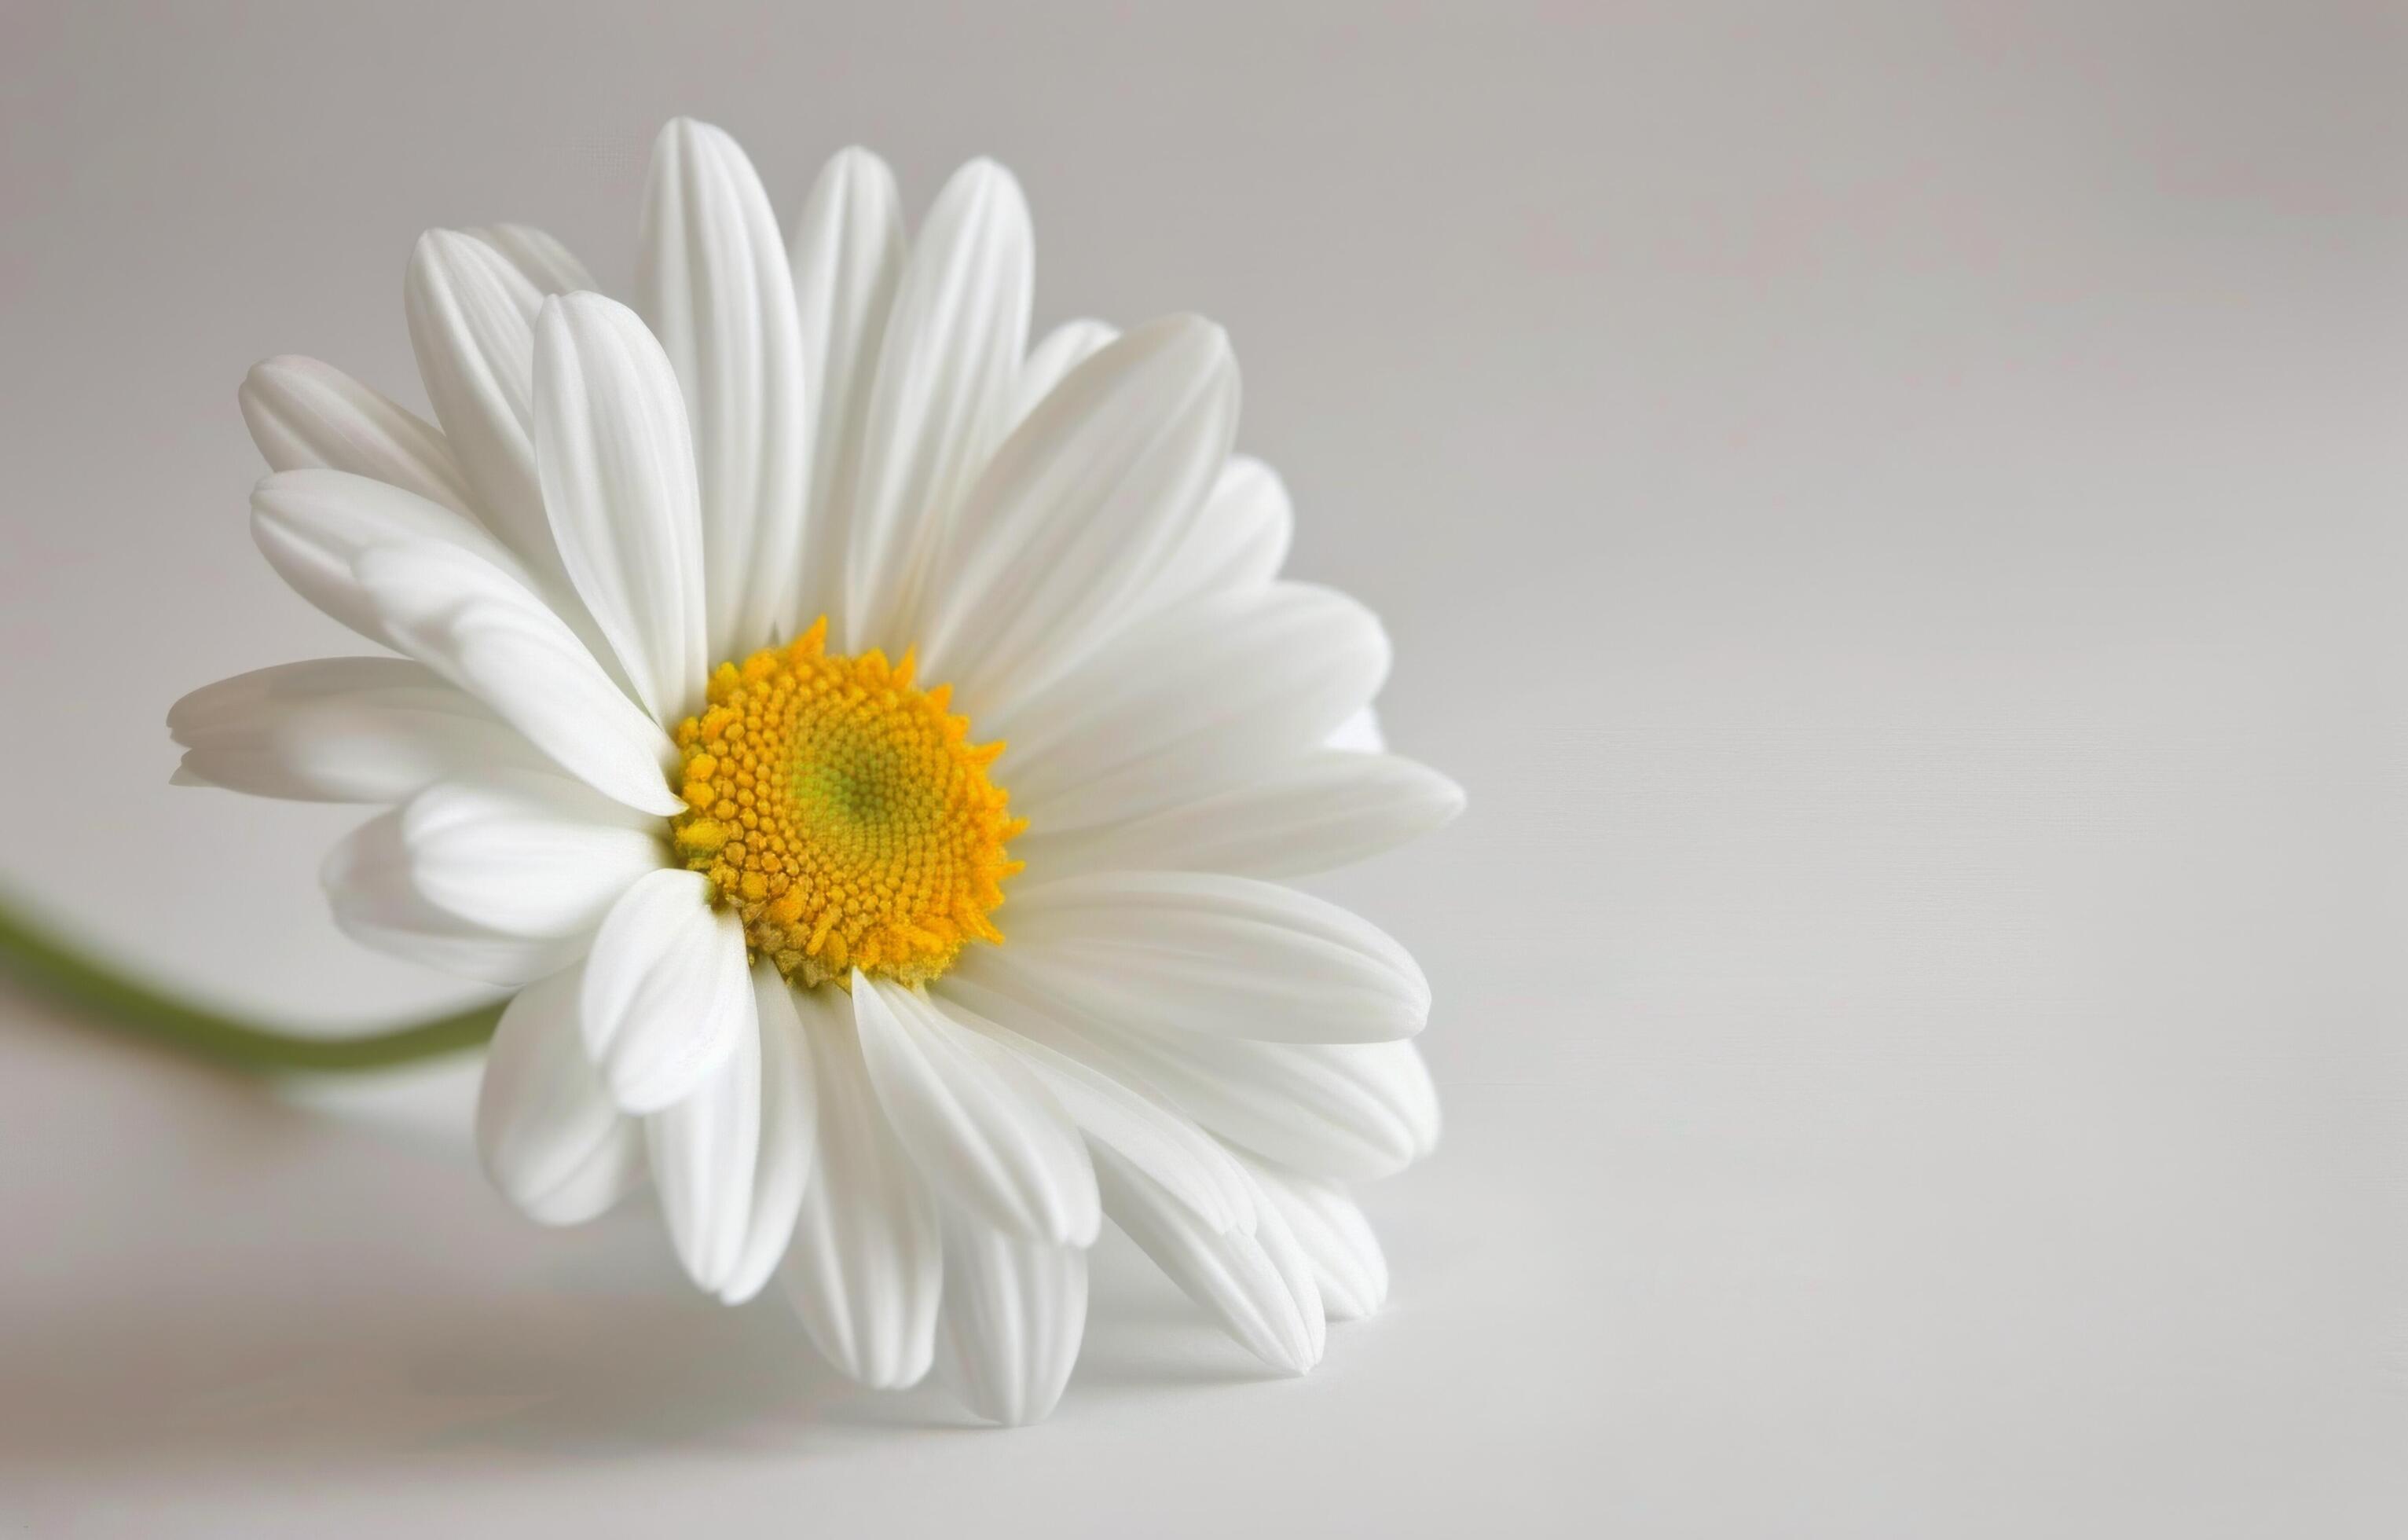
[{"x1": 668, "y1": 618, "x2": 1023, "y2": 988}]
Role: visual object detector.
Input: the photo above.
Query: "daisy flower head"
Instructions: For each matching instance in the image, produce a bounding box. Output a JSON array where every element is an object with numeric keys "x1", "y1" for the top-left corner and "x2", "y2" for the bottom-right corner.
[{"x1": 170, "y1": 119, "x2": 1461, "y2": 1425}]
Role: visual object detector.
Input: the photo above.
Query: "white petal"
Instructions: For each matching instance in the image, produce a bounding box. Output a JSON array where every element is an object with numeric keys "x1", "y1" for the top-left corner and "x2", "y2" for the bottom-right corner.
[
  {"x1": 250, "y1": 468, "x2": 528, "y2": 649},
  {"x1": 841, "y1": 159, "x2": 1032, "y2": 654},
  {"x1": 1096, "y1": 1152, "x2": 1321, "y2": 1375},
  {"x1": 1244, "y1": 1160, "x2": 1387, "y2": 1322},
  {"x1": 718, "y1": 966, "x2": 819, "y2": 1304},
  {"x1": 934, "y1": 1207, "x2": 1087, "y2": 1426},
  {"x1": 403, "y1": 229, "x2": 548, "y2": 556},
  {"x1": 852, "y1": 978, "x2": 1098, "y2": 1247},
  {"x1": 398, "y1": 767, "x2": 663, "y2": 938},
  {"x1": 401, "y1": 229, "x2": 639, "y2": 691},
  {"x1": 1014, "y1": 750, "x2": 1464, "y2": 880},
  {"x1": 522, "y1": 1120, "x2": 646, "y2": 1227},
  {"x1": 1120, "y1": 453, "x2": 1292, "y2": 624},
  {"x1": 645, "y1": 1001, "x2": 761, "y2": 1295},
  {"x1": 986, "y1": 582, "x2": 1388, "y2": 836},
  {"x1": 780, "y1": 991, "x2": 941, "y2": 1388},
  {"x1": 475, "y1": 962, "x2": 642, "y2": 1224},
  {"x1": 789, "y1": 145, "x2": 907, "y2": 628},
  {"x1": 914, "y1": 315, "x2": 1240, "y2": 713},
  {"x1": 1162, "y1": 1037, "x2": 1439, "y2": 1182},
  {"x1": 468, "y1": 223, "x2": 596, "y2": 296},
  {"x1": 533, "y1": 292, "x2": 709, "y2": 721},
  {"x1": 578, "y1": 869, "x2": 752, "y2": 1113},
  {"x1": 944, "y1": 961, "x2": 1439, "y2": 1182},
  {"x1": 1248, "y1": 1170, "x2": 1328, "y2": 1363},
  {"x1": 321, "y1": 812, "x2": 587, "y2": 986},
  {"x1": 354, "y1": 540, "x2": 684, "y2": 816},
  {"x1": 637, "y1": 119, "x2": 809, "y2": 659},
  {"x1": 239, "y1": 355, "x2": 473, "y2": 513},
  {"x1": 997, "y1": 871, "x2": 1428, "y2": 1044},
  {"x1": 1327, "y1": 705, "x2": 1385, "y2": 754},
  {"x1": 167, "y1": 657, "x2": 543, "y2": 805},
  {"x1": 1008, "y1": 317, "x2": 1117, "y2": 425},
  {"x1": 933, "y1": 990, "x2": 1255, "y2": 1238}
]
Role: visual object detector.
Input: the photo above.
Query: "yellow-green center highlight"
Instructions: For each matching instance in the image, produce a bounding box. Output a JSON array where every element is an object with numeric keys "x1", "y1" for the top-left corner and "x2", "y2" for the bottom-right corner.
[{"x1": 667, "y1": 618, "x2": 1023, "y2": 988}]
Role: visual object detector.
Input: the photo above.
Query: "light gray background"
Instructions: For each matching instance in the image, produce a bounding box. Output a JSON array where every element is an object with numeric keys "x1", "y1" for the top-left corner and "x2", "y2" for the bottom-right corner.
[{"x1": 2, "y1": 2, "x2": 2402, "y2": 1534}]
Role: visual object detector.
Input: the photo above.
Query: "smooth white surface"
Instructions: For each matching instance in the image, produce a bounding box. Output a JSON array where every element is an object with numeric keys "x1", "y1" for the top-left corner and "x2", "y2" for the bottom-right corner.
[{"x1": 1, "y1": 2, "x2": 2403, "y2": 1534}]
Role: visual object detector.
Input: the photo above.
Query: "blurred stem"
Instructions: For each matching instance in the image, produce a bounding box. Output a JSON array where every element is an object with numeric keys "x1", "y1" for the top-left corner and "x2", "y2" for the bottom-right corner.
[{"x1": 0, "y1": 893, "x2": 499, "y2": 1072}]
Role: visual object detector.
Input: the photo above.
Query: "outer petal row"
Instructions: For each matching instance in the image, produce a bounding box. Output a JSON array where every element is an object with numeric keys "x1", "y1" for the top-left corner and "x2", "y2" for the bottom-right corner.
[
  {"x1": 476, "y1": 965, "x2": 643, "y2": 1223},
  {"x1": 250, "y1": 468, "x2": 527, "y2": 650},
  {"x1": 933, "y1": 1207, "x2": 1087, "y2": 1426},
  {"x1": 1245, "y1": 1160, "x2": 1389, "y2": 1322},
  {"x1": 1094, "y1": 1151, "x2": 1325, "y2": 1376},
  {"x1": 168, "y1": 657, "x2": 543, "y2": 804},
  {"x1": 239, "y1": 355, "x2": 474, "y2": 515}
]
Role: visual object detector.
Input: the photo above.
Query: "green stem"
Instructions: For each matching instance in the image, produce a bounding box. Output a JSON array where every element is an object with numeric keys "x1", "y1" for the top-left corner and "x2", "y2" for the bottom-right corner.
[{"x1": 0, "y1": 893, "x2": 499, "y2": 1072}]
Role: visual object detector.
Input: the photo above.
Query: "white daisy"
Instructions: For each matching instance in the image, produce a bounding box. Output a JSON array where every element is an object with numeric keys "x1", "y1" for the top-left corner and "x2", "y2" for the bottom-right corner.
[{"x1": 169, "y1": 119, "x2": 1461, "y2": 1425}]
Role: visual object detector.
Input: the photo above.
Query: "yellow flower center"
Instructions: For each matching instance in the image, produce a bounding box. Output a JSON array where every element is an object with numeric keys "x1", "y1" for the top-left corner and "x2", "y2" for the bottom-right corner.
[{"x1": 666, "y1": 618, "x2": 1022, "y2": 989}]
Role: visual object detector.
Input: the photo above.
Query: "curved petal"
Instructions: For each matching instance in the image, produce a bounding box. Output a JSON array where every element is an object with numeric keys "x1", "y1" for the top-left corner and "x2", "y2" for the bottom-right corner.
[
  {"x1": 1120, "y1": 453, "x2": 1292, "y2": 625},
  {"x1": 519, "y1": 1120, "x2": 646, "y2": 1227},
  {"x1": 321, "y1": 810, "x2": 588, "y2": 986},
  {"x1": 354, "y1": 540, "x2": 683, "y2": 816},
  {"x1": 1328, "y1": 705, "x2": 1386, "y2": 754},
  {"x1": 578, "y1": 869, "x2": 753, "y2": 1113},
  {"x1": 1013, "y1": 750, "x2": 1464, "y2": 880},
  {"x1": 914, "y1": 315, "x2": 1240, "y2": 713},
  {"x1": 934, "y1": 1207, "x2": 1087, "y2": 1426},
  {"x1": 398, "y1": 766, "x2": 664, "y2": 939},
  {"x1": 637, "y1": 119, "x2": 808, "y2": 660},
  {"x1": 533, "y1": 292, "x2": 709, "y2": 721},
  {"x1": 718, "y1": 966, "x2": 819, "y2": 1304},
  {"x1": 944, "y1": 964, "x2": 1439, "y2": 1182},
  {"x1": 995, "y1": 871, "x2": 1429, "y2": 1044},
  {"x1": 468, "y1": 222, "x2": 596, "y2": 296},
  {"x1": 790, "y1": 145, "x2": 907, "y2": 628},
  {"x1": 645, "y1": 1001, "x2": 761, "y2": 1296},
  {"x1": 841, "y1": 158, "x2": 1032, "y2": 654},
  {"x1": 1096, "y1": 1150, "x2": 1321, "y2": 1375},
  {"x1": 250, "y1": 468, "x2": 528, "y2": 649},
  {"x1": 985, "y1": 582, "x2": 1388, "y2": 836},
  {"x1": 403, "y1": 229, "x2": 639, "y2": 694},
  {"x1": 239, "y1": 355, "x2": 473, "y2": 513},
  {"x1": 1008, "y1": 317, "x2": 1116, "y2": 425},
  {"x1": 1246, "y1": 1170, "x2": 1327, "y2": 1363},
  {"x1": 475, "y1": 962, "x2": 643, "y2": 1224},
  {"x1": 779, "y1": 988, "x2": 941, "y2": 1388},
  {"x1": 1244, "y1": 1160, "x2": 1387, "y2": 1322},
  {"x1": 403, "y1": 228, "x2": 547, "y2": 556},
  {"x1": 936, "y1": 993, "x2": 1255, "y2": 1237},
  {"x1": 168, "y1": 657, "x2": 543, "y2": 805},
  {"x1": 852, "y1": 978, "x2": 1098, "y2": 1247}
]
